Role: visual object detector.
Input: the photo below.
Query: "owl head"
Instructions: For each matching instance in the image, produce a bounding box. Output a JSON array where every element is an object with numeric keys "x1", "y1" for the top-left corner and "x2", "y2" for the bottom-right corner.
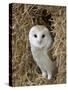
[{"x1": 29, "y1": 25, "x2": 53, "y2": 49}]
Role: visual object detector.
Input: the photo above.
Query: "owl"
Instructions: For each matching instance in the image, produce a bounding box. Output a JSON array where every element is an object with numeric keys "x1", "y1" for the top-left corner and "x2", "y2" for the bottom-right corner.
[{"x1": 29, "y1": 25, "x2": 56, "y2": 80}]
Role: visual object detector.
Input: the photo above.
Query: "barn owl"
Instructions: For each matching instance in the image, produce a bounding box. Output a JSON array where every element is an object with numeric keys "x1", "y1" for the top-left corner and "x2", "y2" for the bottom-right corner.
[{"x1": 29, "y1": 25, "x2": 56, "y2": 80}]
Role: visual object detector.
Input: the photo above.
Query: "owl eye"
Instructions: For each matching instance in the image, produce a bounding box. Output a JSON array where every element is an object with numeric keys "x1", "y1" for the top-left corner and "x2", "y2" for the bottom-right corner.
[
  {"x1": 42, "y1": 34, "x2": 45, "y2": 38},
  {"x1": 34, "y1": 34, "x2": 37, "y2": 38}
]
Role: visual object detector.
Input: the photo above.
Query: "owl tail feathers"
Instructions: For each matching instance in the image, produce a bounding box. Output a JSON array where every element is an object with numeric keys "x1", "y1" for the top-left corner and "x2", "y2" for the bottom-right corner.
[
  {"x1": 53, "y1": 60, "x2": 56, "y2": 66},
  {"x1": 53, "y1": 61, "x2": 58, "y2": 76},
  {"x1": 53, "y1": 60, "x2": 59, "y2": 68}
]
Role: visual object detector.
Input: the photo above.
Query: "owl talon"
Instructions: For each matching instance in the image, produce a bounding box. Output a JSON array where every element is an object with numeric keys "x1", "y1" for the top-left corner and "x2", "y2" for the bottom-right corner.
[
  {"x1": 42, "y1": 72, "x2": 47, "y2": 78},
  {"x1": 47, "y1": 72, "x2": 52, "y2": 80}
]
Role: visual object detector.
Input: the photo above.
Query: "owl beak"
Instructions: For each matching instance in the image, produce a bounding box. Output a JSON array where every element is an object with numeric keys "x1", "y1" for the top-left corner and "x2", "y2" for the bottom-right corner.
[{"x1": 38, "y1": 40, "x2": 42, "y2": 44}]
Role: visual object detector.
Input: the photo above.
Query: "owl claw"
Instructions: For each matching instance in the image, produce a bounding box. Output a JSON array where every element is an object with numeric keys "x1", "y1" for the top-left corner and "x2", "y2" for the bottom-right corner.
[
  {"x1": 42, "y1": 72, "x2": 47, "y2": 78},
  {"x1": 47, "y1": 72, "x2": 52, "y2": 80}
]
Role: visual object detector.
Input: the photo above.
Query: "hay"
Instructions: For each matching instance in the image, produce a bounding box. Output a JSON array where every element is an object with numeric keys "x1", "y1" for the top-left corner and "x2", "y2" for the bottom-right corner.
[{"x1": 9, "y1": 3, "x2": 66, "y2": 86}]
